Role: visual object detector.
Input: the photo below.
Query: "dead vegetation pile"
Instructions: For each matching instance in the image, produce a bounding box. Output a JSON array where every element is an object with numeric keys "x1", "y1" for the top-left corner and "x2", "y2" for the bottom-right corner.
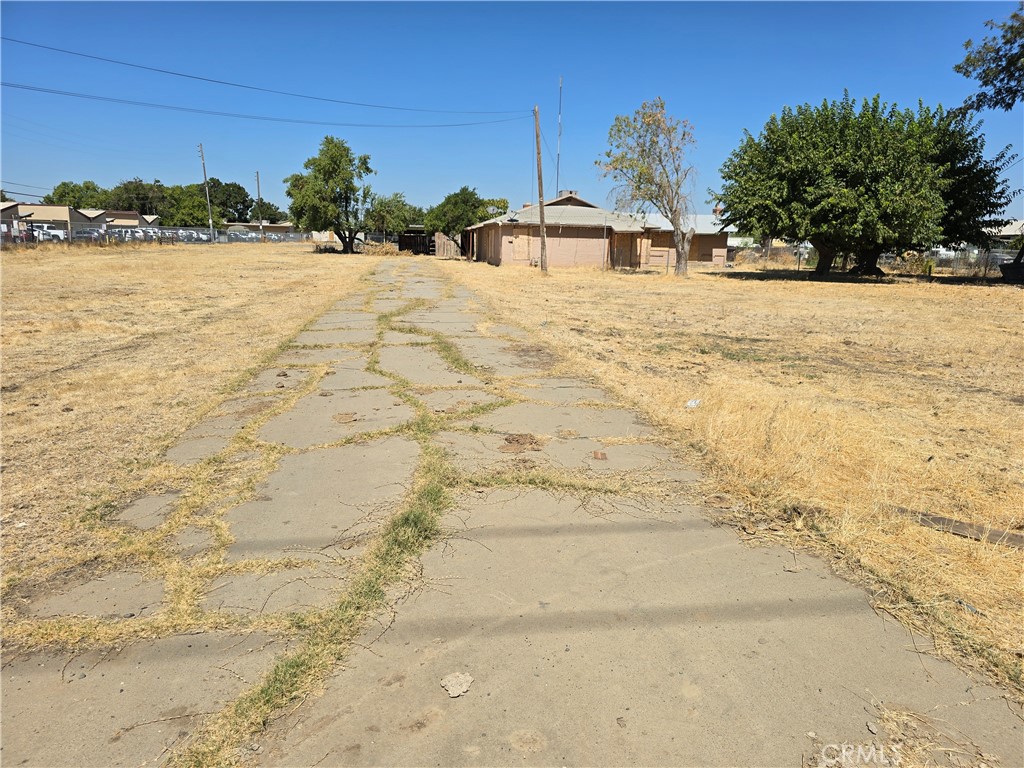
[{"x1": 436, "y1": 261, "x2": 1024, "y2": 694}]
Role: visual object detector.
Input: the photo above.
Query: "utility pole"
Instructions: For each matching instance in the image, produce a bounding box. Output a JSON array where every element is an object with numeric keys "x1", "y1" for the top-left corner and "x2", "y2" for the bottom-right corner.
[
  {"x1": 555, "y1": 77, "x2": 563, "y2": 195},
  {"x1": 255, "y1": 171, "x2": 265, "y2": 243},
  {"x1": 198, "y1": 143, "x2": 215, "y2": 243},
  {"x1": 534, "y1": 105, "x2": 548, "y2": 274}
]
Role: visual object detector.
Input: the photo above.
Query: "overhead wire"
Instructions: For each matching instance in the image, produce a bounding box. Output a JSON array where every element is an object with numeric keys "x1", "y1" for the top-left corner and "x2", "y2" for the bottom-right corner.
[
  {"x1": 2, "y1": 82, "x2": 532, "y2": 129},
  {"x1": 1, "y1": 180, "x2": 52, "y2": 190},
  {"x1": 2, "y1": 36, "x2": 531, "y2": 117}
]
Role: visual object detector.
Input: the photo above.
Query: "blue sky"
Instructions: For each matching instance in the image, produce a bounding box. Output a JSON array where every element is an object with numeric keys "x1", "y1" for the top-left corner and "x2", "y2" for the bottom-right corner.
[{"x1": 1, "y1": 1, "x2": 1021, "y2": 217}]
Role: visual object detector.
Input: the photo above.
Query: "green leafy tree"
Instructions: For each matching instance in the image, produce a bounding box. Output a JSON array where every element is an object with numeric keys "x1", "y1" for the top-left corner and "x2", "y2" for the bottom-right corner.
[
  {"x1": 715, "y1": 94, "x2": 953, "y2": 276},
  {"x1": 0, "y1": 189, "x2": 10, "y2": 202},
  {"x1": 404, "y1": 204, "x2": 426, "y2": 225},
  {"x1": 106, "y1": 178, "x2": 169, "y2": 218},
  {"x1": 955, "y1": 2, "x2": 1024, "y2": 112},
  {"x1": 424, "y1": 187, "x2": 506, "y2": 251},
  {"x1": 249, "y1": 199, "x2": 287, "y2": 224},
  {"x1": 923, "y1": 106, "x2": 1016, "y2": 251},
  {"x1": 715, "y1": 94, "x2": 1017, "y2": 276},
  {"x1": 596, "y1": 97, "x2": 698, "y2": 275},
  {"x1": 207, "y1": 178, "x2": 254, "y2": 222},
  {"x1": 284, "y1": 136, "x2": 373, "y2": 253},
  {"x1": 366, "y1": 192, "x2": 415, "y2": 240},
  {"x1": 163, "y1": 184, "x2": 222, "y2": 228},
  {"x1": 43, "y1": 180, "x2": 110, "y2": 209}
]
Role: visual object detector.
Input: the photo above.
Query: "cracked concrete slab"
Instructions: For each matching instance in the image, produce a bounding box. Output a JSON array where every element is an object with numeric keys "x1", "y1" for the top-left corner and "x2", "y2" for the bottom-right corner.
[
  {"x1": 470, "y1": 401, "x2": 654, "y2": 440},
  {"x1": 447, "y1": 337, "x2": 548, "y2": 378},
  {"x1": 400, "y1": 280, "x2": 444, "y2": 300},
  {"x1": 204, "y1": 566, "x2": 348, "y2": 616},
  {"x1": 293, "y1": 328, "x2": 377, "y2": 345},
  {"x1": 224, "y1": 437, "x2": 419, "y2": 562},
  {"x1": 319, "y1": 360, "x2": 392, "y2": 390},
  {"x1": 396, "y1": 311, "x2": 482, "y2": 336},
  {"x1": 172, "y1": 526, "x2": 215, "y2": 559},
  {"x1": 178, "y1": 413, "x2": 246, "y2": 440},
  {"x1": 309, "y1": 312, "x2": 378, "y2": 329},
  {"x1": 29, "y1": 571, "x2": 164, "y2": 619},
  {"x1": 381, "y1": 330, "x2": 423, "y2": 345},
  {"x1": 246, "y1": 368, "x2": 309, "y2": 393},
  {"x1": 1, "y1": 632, "x2": 292, "y2": 768},
  {"x1": 434, "y1": 430, "x2": 699, "y2": 482},
  {"x1": 258, "y1": 389, "x2": 414, "y2": 449},
  {"x1": 377, "y1": 345, "x2": 485, "y2": 388},
  {"x1": 213, "y1": 396, "x2": 278, "y2": 420},
  {"x1": 512, "y1": 377, "x2": 610, "y2": 404},
  {"x1": 165, "y1": 434, "x2": 231, "y2": 465},
  {"x1": 277, "y1": 347, "x2": 362, "y2": 365},
  {"x1": 419, "y1": 389, "x2": 501, "y2": 414},
  {"x1": 255, "y1": 489, "x2": 1023, "y2": 768},
  {"x1": 110, "y1": 493, "x2": 179, "y2": 530}
]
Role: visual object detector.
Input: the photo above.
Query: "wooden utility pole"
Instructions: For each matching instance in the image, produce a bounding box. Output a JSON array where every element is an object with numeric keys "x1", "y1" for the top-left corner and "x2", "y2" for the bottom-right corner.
[
  {"x1": 534, "y1": 105, "x2": 548, "y2": 274},
  {"x1": 255, "y1": 171, "x2": 265, "y2": 242},
  {"x1": 198, "y1": 143, "x2": 215, "y2": 243}
]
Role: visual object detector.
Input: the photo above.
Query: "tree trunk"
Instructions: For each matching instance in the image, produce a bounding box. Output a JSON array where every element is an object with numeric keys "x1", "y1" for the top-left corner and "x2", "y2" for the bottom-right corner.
[
  {"x1": 673, "y1": 226, "x2": 694, "y2": 276},
  {"x1": 810, "y1": 239, "x2": 836, "y2": 277},
  {"x1": 849, "y1": 247, "x2": 885, "y2": 276}
]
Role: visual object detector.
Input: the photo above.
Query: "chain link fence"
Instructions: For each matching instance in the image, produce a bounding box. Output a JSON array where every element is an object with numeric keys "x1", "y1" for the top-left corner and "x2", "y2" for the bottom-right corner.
[{"x1": 2, "y1": 223, "x2": 311, "y2": 245}]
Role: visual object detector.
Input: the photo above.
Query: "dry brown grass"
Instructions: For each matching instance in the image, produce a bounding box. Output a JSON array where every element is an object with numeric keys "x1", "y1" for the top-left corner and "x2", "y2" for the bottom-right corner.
[
  {"x1": 1, "y1": 242, "x2": 384, "y2": 591},
  {"x1": 435, "y1": 260, "x2": 1024, "y2": 694}
]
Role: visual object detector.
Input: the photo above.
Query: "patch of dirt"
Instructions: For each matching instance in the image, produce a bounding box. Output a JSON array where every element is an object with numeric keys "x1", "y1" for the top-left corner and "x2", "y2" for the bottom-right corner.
[
  {"x1": 498, "y1": 433, "x2": 546, "y2": 453},
  {"x1": 512, "y1": 344, "x2": 558, "y2": 369}
]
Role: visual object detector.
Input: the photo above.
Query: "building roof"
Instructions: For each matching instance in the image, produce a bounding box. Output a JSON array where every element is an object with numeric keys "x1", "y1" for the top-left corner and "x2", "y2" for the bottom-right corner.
[
  {"x1": 468, "y1": 195, "x2": 645, "y2": 233},
  {"x1": 637, "y1": 211, "x2": 737, "y2": 235},
  {"x1": 993, "y1": 220, "x2": 1023, "y2": 239},
  {"x1": 467, "y1": 194, "x2": 736, "y2": 235}
]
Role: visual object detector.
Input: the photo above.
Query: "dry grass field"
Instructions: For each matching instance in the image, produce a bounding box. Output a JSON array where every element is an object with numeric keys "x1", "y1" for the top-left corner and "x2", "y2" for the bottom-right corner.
[
  {"x1": 437, "y1": 260, "x2": 1024, "y2": 694},
  {"x1": 1, "y1": 242, "x2": 384, "y2": 594}
]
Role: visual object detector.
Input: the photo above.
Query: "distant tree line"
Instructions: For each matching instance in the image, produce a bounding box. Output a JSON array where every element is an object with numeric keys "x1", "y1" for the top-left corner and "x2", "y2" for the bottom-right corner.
[{"x1": 39, "y1": 178, "x2": 287, "y2": 228}]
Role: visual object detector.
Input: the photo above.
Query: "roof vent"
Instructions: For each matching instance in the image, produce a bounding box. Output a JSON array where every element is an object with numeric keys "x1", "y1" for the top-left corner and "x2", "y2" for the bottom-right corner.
[{"x1": 558, "y1": 190, "x2": 578, "y2": 198}]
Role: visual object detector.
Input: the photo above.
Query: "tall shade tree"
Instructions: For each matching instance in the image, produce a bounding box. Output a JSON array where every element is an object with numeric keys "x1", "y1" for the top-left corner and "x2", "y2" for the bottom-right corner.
[
  {"x1": 207, "y1": 178, "x2": 254, "y2": 222},
  {"x1": 955, "y1": 2, "x2": 1024, "y2": 113},
  {"x1": 923, "y1": 105, "x2": 1016, "y2": 251},
  {"x1": 713, "y1": 94, "x2": 1016, "y2": 276},
  {"x1": 163, "y1": 185, "x2": 223, "y2": 228},
  {"x1": 106, "y1": 178, "x2": 168, "y2": 218},
  {"x1": 249, "y1": 199, "x2": 286, "y2": 224},
  {"x1": 284, "y1": 136, "x2": 374, "y2": 253},
  {"x1": 43, "y1": 180, "x2": 110, "y2": 209},
  {"x1": 365, "y1": 192, "x2": 414, "y2": 241},
  {"x1": 596, "y1": 97, "x2": 697, "y2": 275}
]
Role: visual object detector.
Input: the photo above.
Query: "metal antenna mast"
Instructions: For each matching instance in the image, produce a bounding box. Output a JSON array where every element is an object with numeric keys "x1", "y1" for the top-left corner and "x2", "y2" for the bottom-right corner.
[{"x1": 555, "y1": 76, "x2": 563, "y2": 194}]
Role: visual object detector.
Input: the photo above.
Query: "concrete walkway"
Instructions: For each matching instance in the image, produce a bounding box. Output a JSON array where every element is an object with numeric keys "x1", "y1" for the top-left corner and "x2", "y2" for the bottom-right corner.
[{"x1": 2, "y1": 260, "x2": 1021, "y2": 768}]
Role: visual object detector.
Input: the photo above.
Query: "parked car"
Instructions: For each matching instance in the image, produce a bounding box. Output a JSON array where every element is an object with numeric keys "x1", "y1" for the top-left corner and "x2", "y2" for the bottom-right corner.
[
  {"x1": 31, "y1": 223, "x2": 67, "y2": 241},
  {"x1": 72, "y1": 228, "x2": 103, "y2": 242}
]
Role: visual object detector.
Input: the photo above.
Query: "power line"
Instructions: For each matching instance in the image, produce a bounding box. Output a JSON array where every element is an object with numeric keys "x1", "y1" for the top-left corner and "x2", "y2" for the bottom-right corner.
[
  {"x1": 3, "y1": 36, "x2": 531, "y2": 117},
  {"x1": 1, "y1": 180, "x2": 52, "y2": 190},
  {"x1": 2, "y1": 82, "x2": 532, "y2": 129}
]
